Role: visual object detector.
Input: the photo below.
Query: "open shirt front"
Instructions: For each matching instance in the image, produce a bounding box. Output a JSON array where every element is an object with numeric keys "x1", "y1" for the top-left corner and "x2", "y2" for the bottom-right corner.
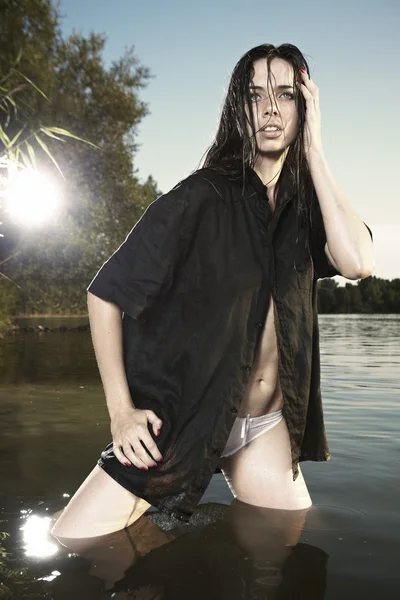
[{"x1": 87, "y1": 163, "x2": 371, "y2": 522}]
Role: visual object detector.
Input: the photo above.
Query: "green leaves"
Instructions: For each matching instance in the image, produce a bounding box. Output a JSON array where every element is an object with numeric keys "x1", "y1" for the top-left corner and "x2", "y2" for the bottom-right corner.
[
  {"x1": 0, "y1": 43, "x2": 98, "y2": 182},
  {"x1": 318, "y1": 276, "x2": 400, "y2": 313},
  {"x1": 40, "y1": 126, "x2": 98, "y2": 147},
  {"x1": 33, "y1": 133, "x2": 63, "y2": 178},
  {"x1": 0, "y1": 0, "x2": 158, "y2": 325}
]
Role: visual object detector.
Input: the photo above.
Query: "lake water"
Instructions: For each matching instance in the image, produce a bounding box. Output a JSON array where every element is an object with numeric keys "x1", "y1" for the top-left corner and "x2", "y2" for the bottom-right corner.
[{"x1": 0, "y1": 314, "x2": 399, "y2": 598}]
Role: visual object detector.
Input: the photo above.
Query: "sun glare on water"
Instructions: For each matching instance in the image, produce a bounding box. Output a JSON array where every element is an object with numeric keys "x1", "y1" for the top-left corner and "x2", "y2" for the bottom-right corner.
[{"x1": 20, "y1": 514, "x2": 59, "y2": 558}]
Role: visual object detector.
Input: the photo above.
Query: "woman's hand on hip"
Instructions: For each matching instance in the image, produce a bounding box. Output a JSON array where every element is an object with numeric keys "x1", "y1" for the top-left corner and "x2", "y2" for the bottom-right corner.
[{"x1": 110, "y1": 407, "x2": 163, "y2": 470}]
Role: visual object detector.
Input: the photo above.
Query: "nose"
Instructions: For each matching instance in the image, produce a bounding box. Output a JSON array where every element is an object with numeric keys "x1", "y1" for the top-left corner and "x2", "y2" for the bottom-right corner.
[{"x1": 262, "y1": 94, "x2": 279, "y2": 116}]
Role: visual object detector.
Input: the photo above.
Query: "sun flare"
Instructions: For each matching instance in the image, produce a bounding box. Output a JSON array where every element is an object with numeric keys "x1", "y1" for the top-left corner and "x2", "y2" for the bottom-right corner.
[{"x1": 4, "y1": 168, "x2": 61, "y2": 227}]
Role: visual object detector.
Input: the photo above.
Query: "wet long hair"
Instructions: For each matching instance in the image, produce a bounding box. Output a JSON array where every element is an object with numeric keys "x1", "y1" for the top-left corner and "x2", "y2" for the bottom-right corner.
[{"x1": 201, "y1": 43, "x2": 314, "y2": 217}]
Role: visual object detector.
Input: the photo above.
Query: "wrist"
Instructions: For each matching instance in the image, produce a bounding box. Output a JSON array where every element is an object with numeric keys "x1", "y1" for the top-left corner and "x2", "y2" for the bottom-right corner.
[
  {"x1": 106, "y1": 394, "x2": 136, "y2": 419},
  {"x1": 109, "y1": 405, "x2": 137, "y2": 421},
  {"x1": 306, "y1": 147, "x2": 326, "y2": 165}
]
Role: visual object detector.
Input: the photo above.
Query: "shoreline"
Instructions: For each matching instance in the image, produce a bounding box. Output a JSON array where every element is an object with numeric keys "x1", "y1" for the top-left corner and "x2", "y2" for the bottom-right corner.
[
  {"x1": 0, "y1": 315, "x2": 90, "y2": 337},
  {"x1": 13, "y1": 314, "x2": 88, "y2": 318}
]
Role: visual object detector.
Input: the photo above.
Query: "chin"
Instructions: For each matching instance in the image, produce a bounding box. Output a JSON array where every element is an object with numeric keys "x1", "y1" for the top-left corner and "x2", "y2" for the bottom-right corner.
[{"x1": 257, "y1": 144, "x2": 288, "y2": 158}]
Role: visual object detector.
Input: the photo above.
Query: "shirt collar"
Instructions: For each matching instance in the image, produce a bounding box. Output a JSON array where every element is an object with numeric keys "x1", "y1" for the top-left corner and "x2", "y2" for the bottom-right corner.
[{"x1": 245, "y1": 162, "x2": 295, "y2": 210}]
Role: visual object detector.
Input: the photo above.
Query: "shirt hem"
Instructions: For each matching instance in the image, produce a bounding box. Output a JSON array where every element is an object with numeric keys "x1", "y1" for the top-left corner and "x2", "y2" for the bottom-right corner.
[{"x1": 299, "y1": 452, "x2": 331, "y2": 462}]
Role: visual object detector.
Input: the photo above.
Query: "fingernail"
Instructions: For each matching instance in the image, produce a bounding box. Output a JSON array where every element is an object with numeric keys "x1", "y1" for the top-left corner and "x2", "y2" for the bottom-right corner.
[
  {"x1": 124, "y1": 462, "x2": 131, "y2": 467},
  {"x1": 301, "y1": 66, "x2": 306, "y2": 72},
  {"x1": 151, "y1": 465, "x2": 158, "y2": 469},
  {"x1": 141, "y1": 466, "x2": 148, "y2": 471},
  {"x1": 156, "y1": 429, "x2": 161, "y2": 436}
]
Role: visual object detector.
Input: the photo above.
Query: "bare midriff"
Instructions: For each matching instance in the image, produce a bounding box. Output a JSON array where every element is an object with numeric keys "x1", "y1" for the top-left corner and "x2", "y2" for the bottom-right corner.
[
  {"x1": 238, "y1": 180, "x2": 282, "y2": 419},
  {"x1": 237, "y1": 297, "x2": 283, "y2": 418}
]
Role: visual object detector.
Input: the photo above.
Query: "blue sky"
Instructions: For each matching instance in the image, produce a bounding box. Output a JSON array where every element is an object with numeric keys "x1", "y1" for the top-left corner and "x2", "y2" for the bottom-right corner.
[{"x1": 59, "y1": 0, "x2": 400, "y2": 280}]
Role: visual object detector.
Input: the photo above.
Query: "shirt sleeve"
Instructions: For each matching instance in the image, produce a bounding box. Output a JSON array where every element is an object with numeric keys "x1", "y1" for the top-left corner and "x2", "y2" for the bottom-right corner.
[
  {"x1": 87, "y1": 173, "x2": 215, "y2": 319},
  {"x1": 310, "y1": 194, "x2": 373, "y2": 280}
]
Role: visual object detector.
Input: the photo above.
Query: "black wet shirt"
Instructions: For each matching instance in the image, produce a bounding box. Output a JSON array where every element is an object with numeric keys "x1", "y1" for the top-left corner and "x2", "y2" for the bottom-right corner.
[{"x1": 87, "y1": 164, "x2": 368, "y2": 522}]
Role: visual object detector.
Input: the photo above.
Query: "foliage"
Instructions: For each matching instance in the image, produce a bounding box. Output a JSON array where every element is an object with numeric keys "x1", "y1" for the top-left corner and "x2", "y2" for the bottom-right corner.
[
  {"x1": 318, "y1": 277, "x2": 400, "y2": 313},
  {"x1": 0, "y1": 62, "x2": 97, "y2": 315},
  {"x1": 0, "y1": 1, "x2": 96, "y2": 219},
  {"x1": 0, "y1": 0, "x2": 160, "y2": 321},
  {"x1": 0, "y1": 49, "x2": 97, "y2": 183},
  {"x1": 0, "y1": 278, "x2": 21, "y2": 335}
]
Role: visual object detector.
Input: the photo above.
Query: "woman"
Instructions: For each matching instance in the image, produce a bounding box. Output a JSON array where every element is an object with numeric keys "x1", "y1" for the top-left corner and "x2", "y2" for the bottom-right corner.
[{"x1": 51, "y1": 43, "x2": 374, "y2": 540}]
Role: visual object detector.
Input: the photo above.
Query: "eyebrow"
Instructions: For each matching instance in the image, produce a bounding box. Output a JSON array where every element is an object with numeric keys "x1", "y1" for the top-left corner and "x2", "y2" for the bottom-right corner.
[{"x1": 249, "y1": 84, "x2": 294, "y2": 91}]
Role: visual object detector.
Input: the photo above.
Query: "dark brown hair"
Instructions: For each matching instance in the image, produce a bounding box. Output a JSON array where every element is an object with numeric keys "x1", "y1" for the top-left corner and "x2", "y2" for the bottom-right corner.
[{"x1": 201, "y1": 43, "x2": 313, "y2": 216}]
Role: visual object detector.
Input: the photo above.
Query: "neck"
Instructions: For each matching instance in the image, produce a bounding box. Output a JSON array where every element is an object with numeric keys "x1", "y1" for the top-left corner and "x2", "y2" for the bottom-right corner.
[
  {"x1": 254, "y1": 151, "x2": 287, "y2": 208},
  {"x1": 253, "y1": 151, "x2": 288, "y2": 202}
]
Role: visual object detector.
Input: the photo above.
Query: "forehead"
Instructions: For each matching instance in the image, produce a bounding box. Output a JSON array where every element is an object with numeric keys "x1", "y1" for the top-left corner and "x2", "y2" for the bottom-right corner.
[{"x1": 251, "y1": 57, "x2": 294, "y2": 85}]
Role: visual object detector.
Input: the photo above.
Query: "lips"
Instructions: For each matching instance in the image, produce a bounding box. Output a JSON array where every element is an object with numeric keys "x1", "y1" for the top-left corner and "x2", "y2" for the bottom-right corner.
[
  {"x1": 260, "y1": 126, "x2": 282, "y2": 138},
  {"x1": 261, "y1": 123, "x2": 282, "y2": 131}
]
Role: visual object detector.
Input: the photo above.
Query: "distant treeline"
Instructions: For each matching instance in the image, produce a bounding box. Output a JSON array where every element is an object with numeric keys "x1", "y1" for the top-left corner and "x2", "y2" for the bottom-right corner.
[{"x1": 317, "y1": 277, "x2": 400, "y2": 313}]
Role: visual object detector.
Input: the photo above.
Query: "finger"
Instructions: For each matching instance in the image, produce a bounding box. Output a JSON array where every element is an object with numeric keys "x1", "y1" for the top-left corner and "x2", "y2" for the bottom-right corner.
[
  {"x1": 300, "y1": 70, "x2": 318, "y2": 95},
  {"x1": 300, "y1": 68, "x2": 309, "y2": 79},
  {"x1": 298, "y1": 82, "x2": 315, "y2": 110},
  {"x1": 298, "y1": 79, "x2": 312, "y2": 97},
  {"x1": 300, "y1": 67, "x2": 313, "y2": 83},
  {"x1": 113, "y1": 444, "x2": 133, "y2": 468},
  {"x1": 145, "y1": 410, "x2": 163, "y2": 437},
  {"x1": 297, "y1": 83, "x2": 314, "y2": 117},
  {"x1": 139, "y1": 431, "x2": 163, "y2": 462},
  {"x1": 122, "y1": 440, "x2": 151, "y2": 471},
  {"x1": 130, "y1": 433, "x2": 158, "y2": 468}
]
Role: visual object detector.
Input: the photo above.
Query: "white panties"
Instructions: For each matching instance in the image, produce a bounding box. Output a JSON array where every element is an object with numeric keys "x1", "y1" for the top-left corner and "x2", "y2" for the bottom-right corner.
[{"x1": 220, "y1": 409, "x2": 283, "y2": 458}]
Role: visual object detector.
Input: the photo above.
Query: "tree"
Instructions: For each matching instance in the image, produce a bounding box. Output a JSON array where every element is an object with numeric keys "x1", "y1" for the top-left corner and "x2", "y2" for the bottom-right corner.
[
  {"x1": 345, "y1": 282, "x2": 362, "y2": 313},
  {"x1": 317, "y1": 277, "x2": 400, "y2": 314},
  {"x1": 317, "y1": 278, "x2": 338, "y2": 313},
  {"x1": 357, "y1": 277, "x2": 384, "y2": 313},
  {"x1": 383, "y1": 279, "x2": 400, "y2": 312},
  {"x1": 0, "y1": 0, "x2": 159, "y2": 316}
]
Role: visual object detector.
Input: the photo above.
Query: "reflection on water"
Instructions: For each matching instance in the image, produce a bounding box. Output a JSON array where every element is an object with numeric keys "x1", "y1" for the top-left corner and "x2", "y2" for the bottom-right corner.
[
  {"x1": 0, "y1": 314, "x2": 399, "y2": 598},
  {"x1": 105, "y1": 501, "x2": 327, "y2": 600},
  {"x1": 21, "y1": 514, "x2": 58, "y2": 558},
  {"x1": 43, "y1": 500, "x2": 328, "y2": 599}
]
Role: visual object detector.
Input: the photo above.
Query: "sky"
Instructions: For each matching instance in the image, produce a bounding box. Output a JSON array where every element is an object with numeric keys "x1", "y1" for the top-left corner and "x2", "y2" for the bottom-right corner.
[{"x1": 58, "y1": 0, "x2": 400, "y2": 280}]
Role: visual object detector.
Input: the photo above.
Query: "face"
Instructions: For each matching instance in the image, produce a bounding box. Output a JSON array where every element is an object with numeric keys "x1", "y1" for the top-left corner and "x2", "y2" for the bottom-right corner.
[{"x1": 245, "y1": 57, "x2": 299, "y2": 157}]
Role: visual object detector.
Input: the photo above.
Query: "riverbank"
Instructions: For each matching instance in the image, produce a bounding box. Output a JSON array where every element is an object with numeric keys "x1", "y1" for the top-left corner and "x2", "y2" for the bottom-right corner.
[{"x1": 0, "y1": 315, "x2": 90, "y2": 337}]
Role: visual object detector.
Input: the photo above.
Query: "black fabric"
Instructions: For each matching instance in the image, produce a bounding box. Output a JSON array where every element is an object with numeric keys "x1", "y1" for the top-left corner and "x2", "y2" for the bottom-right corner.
[{"x1": 87, "y1": 163, "x2": 372, "y2": 522}]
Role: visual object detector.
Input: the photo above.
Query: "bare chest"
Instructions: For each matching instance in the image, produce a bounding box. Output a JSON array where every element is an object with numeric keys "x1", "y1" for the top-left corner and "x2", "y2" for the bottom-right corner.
[{"x1": 238, "y1": 297, "x2": 282, "y2": 417}]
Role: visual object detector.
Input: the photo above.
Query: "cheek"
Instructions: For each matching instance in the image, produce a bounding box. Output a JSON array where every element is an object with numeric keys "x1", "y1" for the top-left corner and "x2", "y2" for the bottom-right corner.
[
  {"x1": 251, "y1": 104, "x2": 262, "y2": 125},
  {"x1": 284, "y1": 108, "x2": 299, "y2": 137},
  {"x1": 245, "y1": 105, "x2": 261, "y2": 135}
]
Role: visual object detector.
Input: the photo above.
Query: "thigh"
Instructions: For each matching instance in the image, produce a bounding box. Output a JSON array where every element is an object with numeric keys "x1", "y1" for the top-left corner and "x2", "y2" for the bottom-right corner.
[
  {"x1": 51, "y1": 465, "x2": 151, "y2": 539},
  {"x1": 219, "y1": 418, "x2": 312, "y2": 511}
]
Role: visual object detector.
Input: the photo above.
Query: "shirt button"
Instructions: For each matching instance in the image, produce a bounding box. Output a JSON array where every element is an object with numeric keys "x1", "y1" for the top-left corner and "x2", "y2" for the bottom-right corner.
[
  {"x1": 230, "y1": 407, "x2": 238, "y2": 414},
  {"x1": 212, "y1": 447, "x2": 222, "y2": 455},
  {"x1": 196, "y1": 484, "x2": 206, "y2": 492},
  {"x1": 258, "y1": 321, "x2": 264, "y2": 328},
  {"x1": 242, "y1": 364, "x2": 252, "y2": 372}
]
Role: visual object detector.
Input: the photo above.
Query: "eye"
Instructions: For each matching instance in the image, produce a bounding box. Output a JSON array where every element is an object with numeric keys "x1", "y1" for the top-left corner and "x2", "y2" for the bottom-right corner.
[
  {"x1": 249, "y1": 91, "x2": 261, "y2": 102},
  {"x1": 281, "y1": 92, "x2": 295, "y2": 100}
]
